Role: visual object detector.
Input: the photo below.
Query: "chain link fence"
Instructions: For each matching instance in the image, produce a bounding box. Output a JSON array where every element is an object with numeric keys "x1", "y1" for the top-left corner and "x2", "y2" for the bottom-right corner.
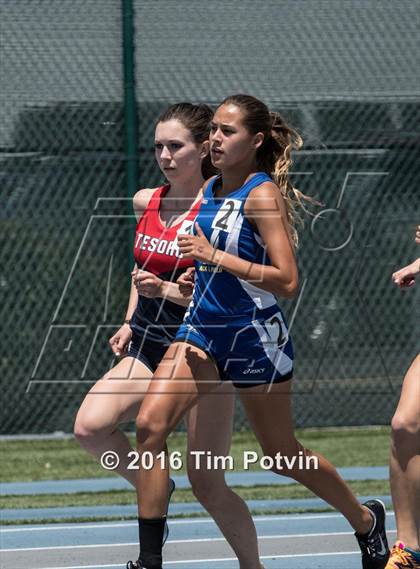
[{"x1": 1, "y1": 0, "x2": 419, "y2": 434}]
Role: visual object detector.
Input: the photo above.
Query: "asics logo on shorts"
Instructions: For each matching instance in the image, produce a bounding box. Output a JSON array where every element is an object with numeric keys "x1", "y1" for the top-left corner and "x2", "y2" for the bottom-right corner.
[{"x1": 243, "y1": 367, "x2": 266, "y2": 375}]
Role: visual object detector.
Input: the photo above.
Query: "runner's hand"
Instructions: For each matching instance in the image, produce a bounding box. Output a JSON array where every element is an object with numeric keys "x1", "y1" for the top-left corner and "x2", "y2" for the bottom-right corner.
[
  {"x1": 132, "y1": 269, "x2": 164, "y2": 298},
  {"x1": 392, "y1": 259, "x2": 420, "y2": 289},
  {"x1": 177, "y1": 267, "x2": 196, "y2": 297},
  {"x1": 177, "y1": 223, "x2": 216, "y2": 263},
  {"x1": 109, "y1": 324, "x2": 132, "y2": 356}
]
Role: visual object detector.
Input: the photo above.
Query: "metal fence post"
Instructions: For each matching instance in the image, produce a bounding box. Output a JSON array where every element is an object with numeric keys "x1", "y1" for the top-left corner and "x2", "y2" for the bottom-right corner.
[{"x1": 121, "y1": 0, "x2": 138, "y2": 267}]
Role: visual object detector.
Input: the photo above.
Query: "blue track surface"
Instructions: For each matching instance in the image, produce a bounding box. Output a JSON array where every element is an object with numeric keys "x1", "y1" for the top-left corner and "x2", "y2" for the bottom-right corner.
[
  {"x1": 1, "y1": 496, "x2": 392, "y2": 522},
  {"x1": 1, "y1": 511, "x2": 397, "y2": 569},
  {"x1": 0, "y1": 466, "x2": 388, "y2": 496},
  {"x1": 1, "y1": 466, "x2": 393, "y2": 567}
]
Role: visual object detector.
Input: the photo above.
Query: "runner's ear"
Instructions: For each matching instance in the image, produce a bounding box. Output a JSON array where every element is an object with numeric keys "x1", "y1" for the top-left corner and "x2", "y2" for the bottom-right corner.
[{"x1": 200, "y1": 140, "x2": 210, "y2": 159}]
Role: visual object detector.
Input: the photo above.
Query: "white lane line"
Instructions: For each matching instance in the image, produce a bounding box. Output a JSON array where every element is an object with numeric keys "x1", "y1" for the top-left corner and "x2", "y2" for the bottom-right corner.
[
  {"x1": 168, "y1": 551, "x2": 362, "y2": 565},
  {"x1": 21, "y1": 551, "x2": 363, "y2": 569},
  {"x1": 0, "y1": 530, "x2": 397, "y2": 553},
  {"x1": 1, "y1": 542, "x2": 139, "y2": 553},
  {"x1": 0, "y1": 511, "x2": 395, "y2": 533},
  {"x1": 0, "y1": 522, "x2": 140, "y2": 533}
]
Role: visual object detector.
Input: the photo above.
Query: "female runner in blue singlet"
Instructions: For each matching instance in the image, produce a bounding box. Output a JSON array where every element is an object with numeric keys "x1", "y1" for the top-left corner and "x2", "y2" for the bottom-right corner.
[
  {"x1": 133, "y1": 95, "x2": 390, "y2": 569},
  {"x1": 386, "y1": 225, "x2": 420, "y2": 568},
  {"x1": 74, "y1": 102, "x2": 262, "y2": 568}
]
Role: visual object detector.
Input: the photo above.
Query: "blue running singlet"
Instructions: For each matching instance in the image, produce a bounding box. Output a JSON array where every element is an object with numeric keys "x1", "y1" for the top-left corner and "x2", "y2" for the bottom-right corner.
[{"x1": 175, "y1": 172, "x2": 294, "y2": 387}]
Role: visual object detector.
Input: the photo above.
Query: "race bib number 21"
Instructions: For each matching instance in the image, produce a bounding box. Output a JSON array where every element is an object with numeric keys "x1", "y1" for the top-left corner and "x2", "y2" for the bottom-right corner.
[{"x1": 211, "y1": 199, "x2": 242, "y2": 233}]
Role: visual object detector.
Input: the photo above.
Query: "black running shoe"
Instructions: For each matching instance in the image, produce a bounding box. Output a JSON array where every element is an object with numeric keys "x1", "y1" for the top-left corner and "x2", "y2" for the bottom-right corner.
[
  {"x1": 126, "y1": 478, "x2": 176, "y2": 569},
  {"x1": 355, "y1": 499, "x2": 390, "y2": 569},
  {"x1": 126, "y1": 561, "x2": 143, "y2": 569}
]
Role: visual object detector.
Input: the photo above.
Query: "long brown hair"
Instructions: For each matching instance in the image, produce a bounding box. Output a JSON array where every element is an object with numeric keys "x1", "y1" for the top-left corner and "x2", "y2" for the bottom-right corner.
[
  {"x1": 221, "y1": 94, "x2": 316, "y2": 245},
  {"x1": 157, "y1": 103, "x2": 216, "y2": 179}
]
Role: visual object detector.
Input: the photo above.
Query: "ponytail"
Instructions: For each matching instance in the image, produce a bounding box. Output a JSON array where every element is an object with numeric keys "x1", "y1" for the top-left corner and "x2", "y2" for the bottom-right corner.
[{"x1": 261, "y1": 112, "x2": 316, "y2": 246}]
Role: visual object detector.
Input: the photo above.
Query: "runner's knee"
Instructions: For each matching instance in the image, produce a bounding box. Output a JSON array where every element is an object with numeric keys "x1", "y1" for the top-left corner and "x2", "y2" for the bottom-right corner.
[
  {"x1": 391, "y1": 410, "x2": 420, "y2": 444},
  {"x1": 187, "y1": 465, "x2": 226, "y2": 506},
  {"x1": 136, "y1": 410, "x2": 168, "y2": 452},
  {"x1": 74, "y1": 409, "x2": 116, "y2": 447}
]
